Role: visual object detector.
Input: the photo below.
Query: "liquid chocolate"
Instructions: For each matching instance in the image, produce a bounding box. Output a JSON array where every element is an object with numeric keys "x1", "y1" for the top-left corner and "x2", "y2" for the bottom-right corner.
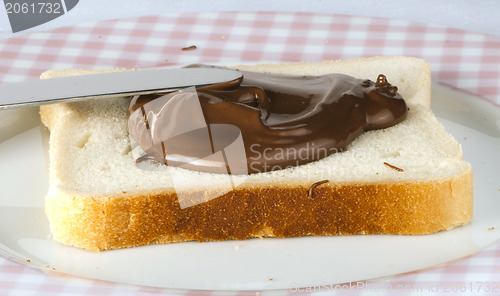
[{"x1": 128, "y1": 66, "x2": 407, "y2": 174}]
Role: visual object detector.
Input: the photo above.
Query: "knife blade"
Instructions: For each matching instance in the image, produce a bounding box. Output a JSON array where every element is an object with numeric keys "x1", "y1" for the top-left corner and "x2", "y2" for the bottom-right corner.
[{"x1": 0, "y1": 67, "x2": 242, "y2": 110}]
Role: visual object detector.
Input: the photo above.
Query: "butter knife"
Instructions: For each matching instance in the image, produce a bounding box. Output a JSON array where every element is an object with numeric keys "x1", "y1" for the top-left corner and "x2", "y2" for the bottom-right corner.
[{"x1": 0, "y1": 67, "x2": 242, "y2": 110}]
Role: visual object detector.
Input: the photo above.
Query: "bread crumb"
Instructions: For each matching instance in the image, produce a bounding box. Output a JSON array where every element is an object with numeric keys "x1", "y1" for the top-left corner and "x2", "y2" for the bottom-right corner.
[
  {"x1": 181, "y1": 45, "x2": 197, "y2": 51},
  {"x1": 269, "y1": 278, "x2": 273, "y2": 281},
  {"x1": 464, "y1": 137, "x2": 467, "y2": 140},
  {"x1": 489, "y1": 227, "x2": 495, "y2": 231},
  {"x1": 308, "y1": 180, "x2": 329, "y2": 198},
  {"x1": 384, "y1": 162, "x2": 404, "y2": 172},
  {"x1": 26, "y1": 259, "x2": 30, "y2": 263},
  {"x1": 234, "y1": 244, "x2": 239, "y2": 250},
  {"x1": 45, "y1": 264, "x2": 56, "y2": 271}
]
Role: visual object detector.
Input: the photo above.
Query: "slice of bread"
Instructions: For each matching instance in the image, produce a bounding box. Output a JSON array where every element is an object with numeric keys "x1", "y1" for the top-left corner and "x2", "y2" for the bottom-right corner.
[{"x1": 40, "y1": 57, "x2": 473, "y2": 252}]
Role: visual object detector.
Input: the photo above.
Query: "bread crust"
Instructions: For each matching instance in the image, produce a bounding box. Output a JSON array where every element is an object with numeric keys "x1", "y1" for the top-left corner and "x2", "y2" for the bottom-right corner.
[{"x1": 46, "y1": 166, "x2": 472, "y2": 251}]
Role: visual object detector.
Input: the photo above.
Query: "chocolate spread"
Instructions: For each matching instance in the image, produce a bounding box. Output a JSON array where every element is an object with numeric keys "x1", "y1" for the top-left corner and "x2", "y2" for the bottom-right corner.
[{"x1": 127, "y1": 66, "x2": 407, "y2": 174}]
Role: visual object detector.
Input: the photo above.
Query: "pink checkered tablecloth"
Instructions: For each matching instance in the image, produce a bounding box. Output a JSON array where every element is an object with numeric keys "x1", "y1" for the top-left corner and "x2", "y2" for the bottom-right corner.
[{"x1": 0, "y1": 11, "x2": 499, "y2": 295}]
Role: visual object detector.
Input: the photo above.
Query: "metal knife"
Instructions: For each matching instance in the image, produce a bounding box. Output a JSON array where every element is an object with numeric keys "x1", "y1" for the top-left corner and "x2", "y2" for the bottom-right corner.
[{"x1": 0, "y1": 67, "x2": 242, "y2": 110}]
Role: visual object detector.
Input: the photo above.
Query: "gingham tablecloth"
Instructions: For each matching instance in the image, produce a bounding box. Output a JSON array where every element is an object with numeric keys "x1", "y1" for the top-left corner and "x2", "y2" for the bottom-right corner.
[{"x1": 0, "y1": 11, "x2": 499, "y2": 296}]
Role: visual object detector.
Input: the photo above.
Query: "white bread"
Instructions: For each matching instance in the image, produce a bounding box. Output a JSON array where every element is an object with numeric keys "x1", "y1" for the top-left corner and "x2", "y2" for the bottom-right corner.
[{"x1": 40, "y1": 56, "x2": 473, "y2": 252}]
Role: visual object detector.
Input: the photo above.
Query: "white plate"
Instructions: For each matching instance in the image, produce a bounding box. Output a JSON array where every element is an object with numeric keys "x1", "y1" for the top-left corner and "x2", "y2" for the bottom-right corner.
[{"x1": 0, "y1": 83, "x2": 499, "y2": 291}]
